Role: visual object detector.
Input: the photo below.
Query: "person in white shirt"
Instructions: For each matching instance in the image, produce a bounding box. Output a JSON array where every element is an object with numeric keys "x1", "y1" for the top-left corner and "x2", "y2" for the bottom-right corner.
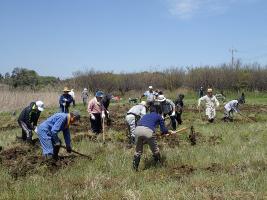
[
  {"x1": 125, "y1": 101, "x2": 147, "y2": 144},
  {"x1": 68, "y1": 89, "x2": 76, "y2": 106},
  {"x1": 223, "y1": 98, "x2": 245, "y2": 122},
  {"x1": 140, "y1": 86, "x2": 158, "y2": 108},
  {"x1": 197, "y1": 88, "x2": 219, "y2": 123}
]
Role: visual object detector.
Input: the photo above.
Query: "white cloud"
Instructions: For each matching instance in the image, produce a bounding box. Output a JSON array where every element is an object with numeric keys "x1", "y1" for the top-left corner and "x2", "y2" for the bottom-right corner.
[{"x1": 166, "y1": 0, "x2": 241, "y2": 19}]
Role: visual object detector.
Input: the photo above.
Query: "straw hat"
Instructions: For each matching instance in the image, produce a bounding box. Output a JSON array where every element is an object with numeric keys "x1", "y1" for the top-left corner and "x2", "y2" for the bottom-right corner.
[{"x1": 63, "y1": 87, "x2": 71, "y2": 92}]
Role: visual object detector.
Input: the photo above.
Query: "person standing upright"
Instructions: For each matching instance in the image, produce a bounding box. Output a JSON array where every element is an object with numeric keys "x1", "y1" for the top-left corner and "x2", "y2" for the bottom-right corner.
[
  {"x1": 140, "y1": 86, "x2": 158, "y2": 109},
  {"x1": 88, "y1": 91, "x2": 105, "y2": 134},
  {"x1": 59, "y1": 87, "x2": 74, "y2": 113},
  {"x1": 68, "y1": 89, "x2": 76, "y2": 107},
  {"x1": 81, "y1": 88, "x2": 89, "y2": 106},
  {"x1": 197, "y1": 88, "x2": 219, "y2": 123},
  {"x1": 174, "y1": 94, "x2": 185, "y2": 125}
]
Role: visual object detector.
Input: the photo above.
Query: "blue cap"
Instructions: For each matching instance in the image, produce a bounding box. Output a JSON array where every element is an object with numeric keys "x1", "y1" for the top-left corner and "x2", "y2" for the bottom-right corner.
[{"x1": 95, "y1": 91, "x2": 104, "y2": 97}]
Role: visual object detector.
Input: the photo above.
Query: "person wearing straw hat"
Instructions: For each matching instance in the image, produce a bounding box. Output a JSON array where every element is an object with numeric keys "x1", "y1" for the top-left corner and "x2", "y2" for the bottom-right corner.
[
  {"x1": 125, "y1": 101, "x2": 147, "y2": 145},
  {"x1": 88, "y1": 91, "x2": 106, "y2": 134},
  {"x1": 17, "y1": 101, "x2": 45, "y2": 142},
  {"x1": 36, "y1": 111, "x2": 80, "y2": 160},
  {"x1": 59, "y1": 87, "x2": 75, "y2": 113},
  {"x1": 197, "y1": 88, "x2": 220, "y2": 123}
]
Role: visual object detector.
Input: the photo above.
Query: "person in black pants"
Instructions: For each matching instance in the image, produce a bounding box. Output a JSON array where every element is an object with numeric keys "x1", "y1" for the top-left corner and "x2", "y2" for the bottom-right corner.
[
  {"x1": 18, "y1": 101, "x2": 44, "y2": 142},
  {"x1": 174, "y1": 94, "x2": 185, "y2": 125}
]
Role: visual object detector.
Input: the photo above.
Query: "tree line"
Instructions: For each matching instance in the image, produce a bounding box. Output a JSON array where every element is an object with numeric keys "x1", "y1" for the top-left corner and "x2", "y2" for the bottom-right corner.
[
  {"x1": 1, "y1": 63, "x2": 267, "y2": 93},
  {"x1": 66, "y1": 62, "x2": 267, "y2": 94}
]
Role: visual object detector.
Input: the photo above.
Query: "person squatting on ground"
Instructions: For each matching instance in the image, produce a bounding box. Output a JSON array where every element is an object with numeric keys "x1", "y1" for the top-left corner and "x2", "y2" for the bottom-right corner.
[
  {"x1": 132, "y1": 107, "x2": 175, "y2": 171},
  {"x1": 157, "y1": 95, "x2": 177, "y2": 130},
  {"x1": 140, "y1": 86, "x2": 158, "y2": 109},
  {"x1": 36, "y1": 111, "x2": 80, "y2": 160},
  {"x1": 125, "y1": 101, "x2": 147, "y2": 144},
  {"x1": 68, "y1": 89, "x2": 76, "y2": 107},
  {"x1": 197, "y1": 88, "x2": 219, "y2": 123},
  {"x1": 174, "y1": 94, "x2": 185, "y2": 125},
  {"x1": 59, "y1": 87, "x2": 75, "y2": 113},
  {"x1": 101, "y1": 93, "x2": 113, "y2": 126},
  {"x1": 88, "y1": 91, "x2": 106, "y2": 134},
  {"x1": 81, "y1": 88, "x2": 89, "y2": 106},
  {"x1": 223, "y1": 97, "x2": 245, "y2": 122},
  {"x1": 18, "y1": 101, "x2": 44, "y2": 142}
]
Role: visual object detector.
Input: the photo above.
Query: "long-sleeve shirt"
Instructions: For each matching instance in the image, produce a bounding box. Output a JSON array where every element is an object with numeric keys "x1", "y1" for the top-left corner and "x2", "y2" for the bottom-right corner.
[
  {"x1": 174, "y1": 98, "x2": 184, "y2": 113},
  {"x1": 161, "y1": 99, "x2": 175, "y2": 114},
  {"x1": 81, "y1": 91, "x2": 89, "y2": 99},
  {"x1": 198, "y1": 95, "x2": 219, "y2": 108},
  {"x1": 59, "y1": 94, "x2": 74, "y2": 109},
  {"x1": 18, "y1": 102, "x2": 41, "y2": 130},
  {"x1": 38, "y1": 113, "x2": 71, "y2": 148},
  {"x1": 88, "y1": 97, "x2": 105, "y2": 114},
  {"x1": 143, "y1": 91, "x2": 157, "y2": 102},
  {"x1": 127, "y1": 104, "x2": 146, "y2": 118},
  {"x1": 138, "y1": 112, "x2": 168, "y2": 134},
  {"x1": 224, "y1": 100, "x2": 239, "y2": 112}
]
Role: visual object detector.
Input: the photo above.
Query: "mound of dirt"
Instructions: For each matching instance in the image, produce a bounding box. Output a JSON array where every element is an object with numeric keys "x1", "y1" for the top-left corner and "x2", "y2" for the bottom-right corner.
[
  {"x1": 170, "y1": 164, "x2": 196, "y2": 179},
  {"x1": 0, "y1": 144, "x2": 78, "y2": 179}
]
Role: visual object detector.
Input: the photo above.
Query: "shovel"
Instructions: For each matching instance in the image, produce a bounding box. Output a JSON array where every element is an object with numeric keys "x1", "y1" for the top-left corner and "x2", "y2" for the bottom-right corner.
[{"x1": 60, "y1": 145, "x2": 92, "y2": 159}]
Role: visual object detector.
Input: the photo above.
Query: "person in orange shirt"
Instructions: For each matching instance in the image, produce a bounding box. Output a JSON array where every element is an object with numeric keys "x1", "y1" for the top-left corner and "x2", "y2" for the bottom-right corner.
[{"x1": 88, "y1": 91, "x2": 106, "y2": 134}]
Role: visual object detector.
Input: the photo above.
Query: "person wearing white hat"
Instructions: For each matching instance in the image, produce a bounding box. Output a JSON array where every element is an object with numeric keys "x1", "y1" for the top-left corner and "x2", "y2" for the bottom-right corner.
[
  {"x1": 81, "y1": 88, "x2": 89, "y2": 106},
  {"x1": 156, "y1": 95, "x2": 177, "y2": 130},
  {"x1": 140, "y1": 86, "x2": 158, "y2": 108},
  {"x1": 125, "y1": 101, "x2": 147, "y2": 145},
  {"x1": 68, "y1": 89, "x2": 76, "y2": 107},
  {"x1": 17, "y1": 101, "x2": 45, "y2": 142},
  {"x1": 197, "y1": 88, "x2": 219, "y2": 123}
]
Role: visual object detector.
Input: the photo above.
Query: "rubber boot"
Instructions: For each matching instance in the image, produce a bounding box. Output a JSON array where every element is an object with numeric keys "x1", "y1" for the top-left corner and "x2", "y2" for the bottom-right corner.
[
  {"x1": 53, "y1": 145, "x2": 60, "y2": 161},
  {"x1": 132, "y1": 155, "x2": 141, "y2": 171},
  {"x1": 208, "y1": 118, "x2": 214, "y2": 123},
  {"x1": 153, "y1": 153, "x2": 162, "y2": 165}
]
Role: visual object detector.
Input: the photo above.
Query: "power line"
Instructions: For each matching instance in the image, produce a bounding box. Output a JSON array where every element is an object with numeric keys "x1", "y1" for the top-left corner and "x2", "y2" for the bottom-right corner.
[{"x1": 229, "y1": 48, "x2": 237, "y2": 67}]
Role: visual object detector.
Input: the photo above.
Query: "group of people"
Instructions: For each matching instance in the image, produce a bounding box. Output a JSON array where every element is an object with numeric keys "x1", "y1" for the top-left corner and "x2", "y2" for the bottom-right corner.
[{"x1": 16, "y1": 85, "x2": 246, "y2": 171}]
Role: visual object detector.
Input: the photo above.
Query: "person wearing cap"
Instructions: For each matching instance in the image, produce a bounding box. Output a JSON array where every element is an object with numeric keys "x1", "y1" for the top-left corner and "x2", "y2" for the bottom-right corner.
[
  {"x1": 68, "y1": 89, "x2": 76, "y2": 107},
  {"x1": 17, "y1": 101, "x2": 45, "y2": 142},
  {"x1": 140, "y1": 86, "x2": 158, "y2": 108},
  {"x1": 174, "y1": 94, "x2": 185, "y2": 125},
  {"x1": 125, "y1": 101, "x2": 147, "y2": 145},
  {"x1": 197, "y1": 88, "x2": 220, "y2": 123},
  {"x1": 223, "y1": 95, "x2": 245, "y2": 122},
  {"x1": 81, "y1": 88, "x2": 89, "y2": 106},
  {"x1": 156, "y1": 95, "x2": 177, "y2": 130},
  {"x1": 88, "y1": 91, "x2": 105, "y2": 134},
  {"x1": 132, "y1": 106, "x2": 175, "y2": 171},
  {"x1": 59, "y1": 87, "x2": 75, "y2": 113},
  {"x1": 36, "y1": 111, "x2": 80, "y2": 160},
  {"x1": 199, "y1": 86, "x2": 204, "y2": 98}
]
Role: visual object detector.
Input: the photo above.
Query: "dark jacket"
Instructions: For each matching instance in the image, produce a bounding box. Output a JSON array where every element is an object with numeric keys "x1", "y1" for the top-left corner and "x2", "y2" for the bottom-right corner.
[
  {"x1": 18, "y1": 102, "x2": 41, "y2": 130},
  {"x1": 59, "y1": 93, "x2": 74, "y2": 112},
  {"x1": 101, "y1": 94, "x2": 112, "y2": 110},
  {"x1": 174, "y1": 98, "x2": 184, "y2": 113}
]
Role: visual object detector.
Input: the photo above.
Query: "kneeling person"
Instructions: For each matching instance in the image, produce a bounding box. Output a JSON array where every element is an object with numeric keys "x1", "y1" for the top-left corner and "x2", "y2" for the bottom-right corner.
[
  {"x1": 37, "y1": 111, "x2": 80, "y2": 160},
  {"x1": 18, "y1": 101, "x2": 44, "y2": 142},
  {"x1": 132, "y1": 107, "x2": 174, "y2": 171},
  {"x1": 223, "y1": 98, "x2": 244, "y2": 122}
]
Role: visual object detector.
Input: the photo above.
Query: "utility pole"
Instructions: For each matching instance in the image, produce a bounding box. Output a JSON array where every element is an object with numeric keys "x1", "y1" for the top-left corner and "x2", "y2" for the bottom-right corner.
[{"x1": 229, "y1": 48, "x2": 237, "y2": 67}]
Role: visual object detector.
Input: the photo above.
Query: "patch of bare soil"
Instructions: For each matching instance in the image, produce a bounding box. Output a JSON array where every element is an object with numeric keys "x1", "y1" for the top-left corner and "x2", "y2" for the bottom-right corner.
[
  {"x1": 170, "y1": 164, "x2": 196, "y2": 179},
  {"x1": 0, "y1": 144, "x2": 77, "y2": 180}
]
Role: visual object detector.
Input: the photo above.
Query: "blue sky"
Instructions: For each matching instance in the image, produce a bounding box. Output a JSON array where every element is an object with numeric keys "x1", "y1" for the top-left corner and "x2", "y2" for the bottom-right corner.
[{"x1": 0, "y1": 0, "x2": 267, "y2": 78}]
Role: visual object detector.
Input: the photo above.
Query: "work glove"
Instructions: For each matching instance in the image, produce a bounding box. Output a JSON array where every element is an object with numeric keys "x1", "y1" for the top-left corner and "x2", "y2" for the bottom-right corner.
[
  {"x1": 171, "y1": 111, "x2": 175, "y2": 116},
  {"x1": 91, "y1": 114, "x2": 96, "y2": 120},
  {"x1": 66, "y1": 146, "x2": 72, "y2": 153},
  {"x1": 34, "y1": 127, "x2": 38, "y2": 133},
  {"x1": 161, "y1": 115, "x2": 164, "y2": 120},
  {"x1": 63, "y1": 102, "x2": 66, "y2": 107},
  {"x1": 63, "y1": 98, "x2": 68, "y2": 102},
  {"x1": 101, "y1": 111, "x2": 105, "y2": 119}
]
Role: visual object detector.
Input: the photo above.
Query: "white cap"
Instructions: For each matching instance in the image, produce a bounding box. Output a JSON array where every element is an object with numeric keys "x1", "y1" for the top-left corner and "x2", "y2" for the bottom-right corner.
[
  {"x1": 148, "y1": 86, "x2": 153, "y2": 89},
  {"x1": 157, "y1": 95, "x2": 166, "y2": 102},
  {"x1": 84, "y1": 88, "x2": 88, "y2": 91},
  {"x1": 140, "y1": 101, "x2": 147, "y2": 107},
  {"x1": 36, "y1": 101, "x2": 44, "y2": 112}
]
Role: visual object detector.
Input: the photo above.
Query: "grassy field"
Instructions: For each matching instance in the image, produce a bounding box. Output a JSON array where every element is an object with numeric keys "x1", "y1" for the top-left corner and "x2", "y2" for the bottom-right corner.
[{"x1": 0, "y1": 92, "x2": 267, "y2": 199}]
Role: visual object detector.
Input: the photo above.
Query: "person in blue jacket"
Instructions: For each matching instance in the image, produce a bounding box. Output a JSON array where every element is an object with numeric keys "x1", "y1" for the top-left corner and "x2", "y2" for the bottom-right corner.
[
  {"x1": 37, "y1": 111, "x2": 80, "y2": 160},
  {"x1": 59, "y1": 87, "x2": 75, "y2": 113},
  {"x1": 132, "y1": 107, "x2": 174, "y2": 171}
]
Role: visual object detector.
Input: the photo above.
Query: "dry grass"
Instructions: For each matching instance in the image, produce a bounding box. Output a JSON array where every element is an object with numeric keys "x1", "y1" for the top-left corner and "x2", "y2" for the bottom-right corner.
[{"x1": 0, "y1": 89, "x2": 82, "y2": 112}]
